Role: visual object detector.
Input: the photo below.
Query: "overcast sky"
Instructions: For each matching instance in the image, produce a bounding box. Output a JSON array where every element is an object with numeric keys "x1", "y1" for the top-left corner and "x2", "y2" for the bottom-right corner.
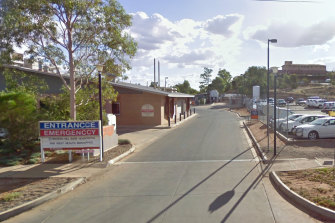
[{"x1": 118, "y1": 0, "x2": 335, "y2": 89}]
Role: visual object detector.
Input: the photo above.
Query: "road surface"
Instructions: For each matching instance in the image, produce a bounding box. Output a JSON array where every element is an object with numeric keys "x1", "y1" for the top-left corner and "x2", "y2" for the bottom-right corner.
[{"x1": 5, "y1": 105, "x2": 319, "y2": 223}]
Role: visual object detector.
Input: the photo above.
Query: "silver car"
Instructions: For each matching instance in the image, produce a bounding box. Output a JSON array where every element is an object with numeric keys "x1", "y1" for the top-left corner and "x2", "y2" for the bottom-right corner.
[
  {"x1": 280, "y1": 114, "x2": 326, "y2": 133},
  {"x1": 295, "y1": 117, "x2": 335, "y2": 140}
]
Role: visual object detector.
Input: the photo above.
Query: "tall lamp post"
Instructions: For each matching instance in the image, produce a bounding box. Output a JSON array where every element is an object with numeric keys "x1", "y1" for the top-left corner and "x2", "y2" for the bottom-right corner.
[
  {"x1": 272, "y1": 67, "x2": 279, "y2": 156},
  {"x1": 267, "y1": 38, "x2": 277, "y2": 151},
  {"x1": 96, "y1": 64, "x2": 104, "y2": 161}
]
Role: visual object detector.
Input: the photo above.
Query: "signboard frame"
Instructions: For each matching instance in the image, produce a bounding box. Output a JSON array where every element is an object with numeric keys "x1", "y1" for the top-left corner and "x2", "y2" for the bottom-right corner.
[{"x1": 39, "y1": 120, "x2": 102, "y2": 162}]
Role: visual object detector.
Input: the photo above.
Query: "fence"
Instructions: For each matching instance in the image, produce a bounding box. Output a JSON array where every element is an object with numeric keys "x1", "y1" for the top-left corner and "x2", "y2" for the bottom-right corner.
[{"x1": 245, "y1": 100, "x2": 335, "y2": 161}]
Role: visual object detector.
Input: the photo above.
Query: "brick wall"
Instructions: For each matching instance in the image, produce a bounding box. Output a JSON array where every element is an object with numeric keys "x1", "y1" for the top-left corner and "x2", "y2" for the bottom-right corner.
[{"x1": 116, "y1": 92, "x2": 165, "y2": 126}]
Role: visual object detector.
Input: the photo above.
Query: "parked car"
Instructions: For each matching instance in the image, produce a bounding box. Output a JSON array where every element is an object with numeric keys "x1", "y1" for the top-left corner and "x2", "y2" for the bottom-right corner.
[
  {"x1": 280, "y1": 114, "x2": 326, "y2": 133},
  {"x1": 321, "y1": 102, "x2": 335, "y2": 113},
  {"x1": 294, "y1": 117, "x2": 335, "y2": 140},
  {"x1": 270, "y1": 113, "x2": 304, "y2": 128},
  {"x1": 295, "y1": 98, "x2": 306, "y2": 106},
  {"x1": 313, "y1": 99, "x2": 327, "y2": 108},
  {"x1": 285, "y1": 97, "x2": 294, "y2": 103},
  {"x1": 277, "y1": 99, "x2": 287, "y2": 107},
  {"x1": 306, "y1": 96, "x2": 320, "y2": 107},
  {"x1": 268, "y1": 98, "x2": 274, "y2": 105}
]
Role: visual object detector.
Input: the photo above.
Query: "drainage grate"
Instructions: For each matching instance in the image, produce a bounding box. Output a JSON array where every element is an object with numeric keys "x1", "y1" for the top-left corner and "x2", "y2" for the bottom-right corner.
[{"x1": 323, "y1": 161, "x2": 333, "y2": 165}]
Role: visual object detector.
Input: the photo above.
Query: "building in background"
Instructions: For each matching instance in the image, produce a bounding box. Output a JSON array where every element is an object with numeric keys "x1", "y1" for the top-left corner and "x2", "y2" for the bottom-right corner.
[
  {"x1": 279, "y1": 61, "x2": 328, "y2": 83},
  {"x1": 110, "y1": 82, "x2": 194, "y2": 126}
]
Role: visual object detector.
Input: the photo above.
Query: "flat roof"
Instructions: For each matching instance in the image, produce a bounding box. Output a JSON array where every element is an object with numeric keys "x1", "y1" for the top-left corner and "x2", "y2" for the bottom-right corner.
[{"x1": 111, "y1": 82, "x2": 194, "y2": 98}]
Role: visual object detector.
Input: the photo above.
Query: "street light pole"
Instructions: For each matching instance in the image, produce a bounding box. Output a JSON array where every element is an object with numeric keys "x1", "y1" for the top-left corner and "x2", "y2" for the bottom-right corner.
[
  {"x1": 96, "y1": 64, "x2": 104, "y2": 160},
  {"x1": 272, "y1": 67, "x2": 278, "y2": 156},
  {"x1": 267, "y1": 38, "x2": 277, "y2": 151}
]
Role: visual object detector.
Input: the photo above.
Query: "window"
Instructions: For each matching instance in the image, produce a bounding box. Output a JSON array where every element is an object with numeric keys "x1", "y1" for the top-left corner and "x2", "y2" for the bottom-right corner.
[
  {"x1": 328, "y1": 120, "x2": 335, "y2": 125},
  {"x1": 112, "y1": 103, "x2": 120, "y2": 115}
]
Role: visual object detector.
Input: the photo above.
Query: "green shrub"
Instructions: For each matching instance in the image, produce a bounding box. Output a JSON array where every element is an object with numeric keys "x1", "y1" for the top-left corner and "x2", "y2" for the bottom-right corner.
[
  {"x1": 0, "y1": 157, "x2": 23, "y2": 166},
  {"x1": 1, "y1": 192, "x2": 22, "y2": 202},
  {"x1": 0, "y1": 92, "x2": 39, "y2": 152},
  {"x1": 118, "y1": 139, "x2": 131, "y2": 145},
  {"x1": 27, "y1": 158, "x2": 40, "y2": 164}
]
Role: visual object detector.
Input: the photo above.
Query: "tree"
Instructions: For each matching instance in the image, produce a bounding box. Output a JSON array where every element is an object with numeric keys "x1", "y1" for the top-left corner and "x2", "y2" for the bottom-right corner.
[
  {"x1": 0, "y1": 0, "x2": 137, "y2": 120},
  {"x1": 208, "y1": 69, "x2": 232, "y2": 94},
  {"x1": 199, "y1": 67, "x2": 212, "y2": 93},
  {"x1": 174, "y1": 80, "x2": 198, "y2": 95}
]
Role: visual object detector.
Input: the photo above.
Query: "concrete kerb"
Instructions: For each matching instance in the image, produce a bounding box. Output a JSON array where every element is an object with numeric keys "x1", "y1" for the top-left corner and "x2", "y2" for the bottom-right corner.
[
  {"x1": 0, "y1": 177, "x2": 85, "y2": 221},
  {"x1": 107, "y1": 145, "x2": 135, "y2": 166},
  {"x1": 0, "y1": 145, "x2": 136, "y2": 221},
  {"x1": 270, "y1": 171, "x2": 335, "y2": 222},
  {"x1": 243, "y1": 121, "x2": 268, "y2": 163}
]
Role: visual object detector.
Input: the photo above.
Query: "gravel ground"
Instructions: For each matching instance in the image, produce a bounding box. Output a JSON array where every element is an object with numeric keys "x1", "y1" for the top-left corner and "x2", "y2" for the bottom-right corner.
[{"x1": 0, "y1": 144, "x2": 132, "y2": 213}]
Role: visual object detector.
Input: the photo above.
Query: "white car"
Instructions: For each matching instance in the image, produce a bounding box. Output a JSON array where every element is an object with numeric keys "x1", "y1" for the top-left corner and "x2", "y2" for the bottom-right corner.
[
  {"x1": 280, "y1": 114, "x2": 326, "y2": 133},
  {"x1": 294, "y1": 117, "x2": 335, "y2": 140},
  {"x1": 270, "y1": 114, "x2": 303, "y2": 128},
  {"x1": 314, "y1": 99, "x2": 327, "y2": 108}
]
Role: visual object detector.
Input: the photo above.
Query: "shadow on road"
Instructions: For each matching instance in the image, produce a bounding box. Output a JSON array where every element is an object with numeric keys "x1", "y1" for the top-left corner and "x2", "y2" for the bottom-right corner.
[
  {"x1": 219, "y1": 157, "x2": 276, "y2": 222},
  {"x1": 146, "y1": 147, "x2": 253, "y2": 223},
  {"x1": 208, "y1": 162, "x2": 260, "y2": 213}
]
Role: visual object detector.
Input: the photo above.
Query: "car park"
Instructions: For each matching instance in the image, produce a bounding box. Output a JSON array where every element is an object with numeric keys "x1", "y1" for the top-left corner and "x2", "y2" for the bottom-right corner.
[
  {"x1": 280, "y1": 114, "x2": 326, "y2": 133},
  {"x1": 294, "y1": 116, "x2": 335, "y2": 140},
  {"x1": 277, "y1": 99, "x2": 287, "y2": 107}
]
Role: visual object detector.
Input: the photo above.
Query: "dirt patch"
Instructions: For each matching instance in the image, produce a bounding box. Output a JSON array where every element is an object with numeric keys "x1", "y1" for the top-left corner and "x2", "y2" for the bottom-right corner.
[
  {"x1": 0, "y1": 177, "x2": 76, "y2": 212},
  {"x1": 246, "y1": 120, "x2": 335, "y2": 159},
  {"x1": 278, "y1": 168, "x2": 335, "y2": 211},
  {"x1": 231, "y1": 107, "x2": 250, "y2": 117},
  {"x1": 0, "y1": 144, "x2": 132, "y2": 214}
]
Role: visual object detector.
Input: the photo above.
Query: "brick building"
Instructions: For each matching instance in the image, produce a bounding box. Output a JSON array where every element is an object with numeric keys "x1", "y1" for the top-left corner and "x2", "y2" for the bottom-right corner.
[
  {"x1": 109, "y1": 82, "x2": 194, "y2": 126},
  {"x1": 280, "y1": 61, "x2": 328, "y2": 82}
]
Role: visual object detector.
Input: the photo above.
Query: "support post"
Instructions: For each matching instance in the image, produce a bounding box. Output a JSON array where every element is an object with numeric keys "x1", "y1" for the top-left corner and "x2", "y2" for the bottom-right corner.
[
  {"x1": 274, "y1": 74, "x2": 277, "y2": 156},
  {"x1": 98, "y1": 71, "x2": 104, "y2": 159}
]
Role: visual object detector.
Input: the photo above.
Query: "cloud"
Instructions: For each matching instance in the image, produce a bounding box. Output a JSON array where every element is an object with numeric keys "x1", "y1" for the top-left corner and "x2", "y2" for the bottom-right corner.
[
  {"x1": 163, "y1": 49, "x2": 215, "y2": 65},
  {"x1": 123, "y1": 12, "x2": 245, "y2": 89},
  {"x1": 204, "y1": 14, "x2": 243, "y2": 37},
  {"x1": 245, "y1": 19, "x2": 335, "y2": 47},
  {"x1": 129, "y1": 12, "x2": 182, "y2": 50}
]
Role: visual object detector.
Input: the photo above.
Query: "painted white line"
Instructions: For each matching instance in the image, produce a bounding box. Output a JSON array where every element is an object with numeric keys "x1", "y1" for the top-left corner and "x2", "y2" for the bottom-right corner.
[
  {"x1": 241, "y1": 120, "x2": 260, "y2": 162},
  {"x1": 116, "y1": 159, "x2": 256, "y2": 165},
  {"x1": 275, "y1": 158, "x2": 309, "y2": 161}
]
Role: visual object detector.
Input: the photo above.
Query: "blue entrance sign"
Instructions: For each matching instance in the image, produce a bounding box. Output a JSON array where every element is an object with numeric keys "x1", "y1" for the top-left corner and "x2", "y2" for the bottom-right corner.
[{"x1": 39, "y1": 121, "x2": 102, "y2": 162}]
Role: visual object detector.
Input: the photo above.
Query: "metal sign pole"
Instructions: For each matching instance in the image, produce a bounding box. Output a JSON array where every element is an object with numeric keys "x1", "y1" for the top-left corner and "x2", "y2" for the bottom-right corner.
[{"x1": 99, "y1": 121, "x2": 103, "y2": 162}]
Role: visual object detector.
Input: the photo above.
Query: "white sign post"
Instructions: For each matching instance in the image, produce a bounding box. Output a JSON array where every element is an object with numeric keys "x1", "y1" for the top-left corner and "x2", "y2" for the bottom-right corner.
[{"x1": 39, "y1": 120, "x2": 102, "y2": 162}]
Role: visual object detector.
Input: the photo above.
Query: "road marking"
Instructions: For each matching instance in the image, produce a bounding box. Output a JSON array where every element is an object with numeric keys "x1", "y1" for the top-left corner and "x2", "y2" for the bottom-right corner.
[
  {"x1": 115, "y1": 159, "x2": 257, "y2": 165},
  {"x1": 240, "y1": 120, "x2": 260, "y2": 162}
]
